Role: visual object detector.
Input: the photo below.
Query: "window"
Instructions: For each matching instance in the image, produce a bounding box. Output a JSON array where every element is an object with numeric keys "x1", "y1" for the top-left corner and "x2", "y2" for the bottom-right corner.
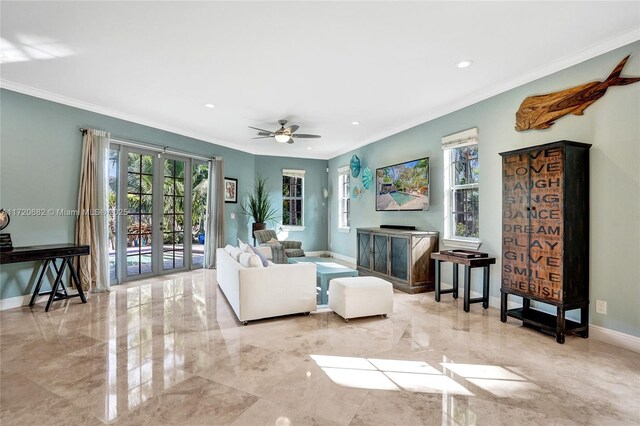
[
  {"x1": 338, "y1": 166, "x2": 351, "y2": 231},
  {"x1": 282, "y1": 169, "x2": 305, "y2": 229},
  {"x1": 442, "y1": 128, "x2": 480, "y2": 248}
]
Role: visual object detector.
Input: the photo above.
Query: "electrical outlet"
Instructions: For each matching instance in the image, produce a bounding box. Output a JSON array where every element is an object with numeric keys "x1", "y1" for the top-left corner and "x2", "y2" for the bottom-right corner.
[
  {"x1": 596, "y1": 299, "x2": 607, "y2": 315},
  {"x1": 230, "y1": 212, "x2": 236, "y2": 220}
]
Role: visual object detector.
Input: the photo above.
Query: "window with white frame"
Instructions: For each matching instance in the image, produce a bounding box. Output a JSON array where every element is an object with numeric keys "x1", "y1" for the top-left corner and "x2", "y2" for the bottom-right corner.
[
  {"x1": 338, "y1": 166, "x2": 350, "y2": 231},
  {"x1": 282, "y1": 169, "x2": 305, "y2": 228},
  {"x1": 442, "y1": 128, "x2": 480, "y2": 248}
]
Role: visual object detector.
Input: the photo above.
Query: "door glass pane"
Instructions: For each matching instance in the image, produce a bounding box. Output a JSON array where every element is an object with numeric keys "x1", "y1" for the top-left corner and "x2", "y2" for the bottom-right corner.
[
  {"x1": 163, "y1": 158, "x2": 186, "y2": 271},
  {"x1": 358, "y1": 233, "x2": 370, "y2": 268},
  {"x1": 390, "y1": 237, "x2": 408, "y2": 281},
  {"x1": 127, "y1": 152, "x2": 153, "y2": 277},
  {"x1": 374, "y1": 234, "x2": 388, "y2": 274},
  {"x1": 175, "y1": 179, "x2": 184, "y2": 197},
  {"x1": 108, "y1": 148, "x2": 119, "y2": 282},
  {"x1": 192, "y1": 163, "x2": 208, "y2": 268}
]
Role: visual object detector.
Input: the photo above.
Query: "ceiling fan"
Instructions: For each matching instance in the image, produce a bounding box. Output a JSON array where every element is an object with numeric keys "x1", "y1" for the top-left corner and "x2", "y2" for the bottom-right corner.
[{"x1": 249, "y1": 119, "x2": 321, "y2": 144}]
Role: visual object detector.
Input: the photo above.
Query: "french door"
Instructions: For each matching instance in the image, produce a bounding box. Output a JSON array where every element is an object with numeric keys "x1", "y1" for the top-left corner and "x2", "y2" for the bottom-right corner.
[{"x1": 108, "y1": 145, "x2": 207, "y2": 284}]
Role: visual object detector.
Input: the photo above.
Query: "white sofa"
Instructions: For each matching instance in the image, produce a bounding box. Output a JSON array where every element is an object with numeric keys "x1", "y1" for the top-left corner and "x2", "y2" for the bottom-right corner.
[{"x1": 216, "y1": 247, "x2": 317, "y2": 324}]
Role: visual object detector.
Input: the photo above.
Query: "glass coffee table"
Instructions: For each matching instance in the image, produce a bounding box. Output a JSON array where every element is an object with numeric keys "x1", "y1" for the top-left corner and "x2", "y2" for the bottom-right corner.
[{"x1": 288, "y1": 257, "x2": 358, "y2": 305}]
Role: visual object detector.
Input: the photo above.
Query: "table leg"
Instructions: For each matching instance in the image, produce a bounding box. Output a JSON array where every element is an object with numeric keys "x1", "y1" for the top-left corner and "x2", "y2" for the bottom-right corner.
[
  {"x1": 581, "y1": 304, "x2": 589, "y2": 338},
  {"x1": 322, "y1": 277, "x2": 329, "y2": 305},
  {"x1": 482, "y1": 265, "x2": 489, "y2": 309},
  {"x1": 29, "y1": 259, "x2": 51, "y2": 306},
  {"x1": 434, "y1": 260, "x2": 441, "y2": 302},
  {"x1": 67, "y1": 257, "x2": 87, "y2": 303},
  {"x1": 500, "y1": 291, "x2": 507, "y2": 322},
  {"x1": 452, "y1": 263, "x2": 459, "y2": 299},
  {"x1": 556, "y1": 306, "x2": 566, "y2": 344},
  {"x1": 46, "y1": 259, "x2": 68, "y2": 312},
  {"x1": 463, "y1": 266, "x2": 470, "y2": 312}
]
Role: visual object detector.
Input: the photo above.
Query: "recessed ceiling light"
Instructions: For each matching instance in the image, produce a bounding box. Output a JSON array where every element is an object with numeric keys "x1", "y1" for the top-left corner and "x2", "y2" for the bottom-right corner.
[
  {"x1": 204, "y1": 103, "x2": 215, "y2": 108},
  {"x1": 352, "y1": 121, "x2": 360, "y2": 125},
  {"x1": 457, "y1": 60, "x2": 473, "y2": 69},
  {"x1": 307, "y1": 147, "x2": 312, "y2": 150}
]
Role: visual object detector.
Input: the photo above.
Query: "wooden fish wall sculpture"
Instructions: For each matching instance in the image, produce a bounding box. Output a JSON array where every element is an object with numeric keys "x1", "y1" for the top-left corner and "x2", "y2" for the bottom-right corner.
[{"x1": 515, "y1": 55, "x2": 640, "y2": 131}]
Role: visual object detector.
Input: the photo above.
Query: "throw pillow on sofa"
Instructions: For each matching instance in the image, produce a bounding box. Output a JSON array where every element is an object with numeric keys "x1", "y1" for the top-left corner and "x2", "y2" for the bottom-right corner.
[
  {"x1": 238, "y1": 252, "x2": 264, "y2": 268},
  {"x1": 238, "y1": 238, "x2": 253, "y2": 253},
  {"x1": 249, "y1": 245, "x2": 269, "y2": 267},
  {"x1": 228, "y1": 246, "x2": 244, "y2": 261}
]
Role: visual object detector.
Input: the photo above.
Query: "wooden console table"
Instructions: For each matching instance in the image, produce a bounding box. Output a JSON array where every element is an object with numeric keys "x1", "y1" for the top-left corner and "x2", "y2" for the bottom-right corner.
[
  {"x1": 1, "y1": 244, "x2": 90, "y2": 311},
  {"x1": 431, "y1": 251, "x2": 496, "y2": 312},
  {"x1": 356, "y1": 228, "x2": 438, "y2": 294}
]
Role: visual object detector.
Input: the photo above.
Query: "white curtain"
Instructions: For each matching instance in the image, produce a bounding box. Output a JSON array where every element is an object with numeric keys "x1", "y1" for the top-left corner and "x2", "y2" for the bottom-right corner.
[
  {"x1": 204, "y1": 157, "x2": 225, "y2": 268},
  {"x1": 76, "y1": 129, "x2": 110, "y2": 292}
]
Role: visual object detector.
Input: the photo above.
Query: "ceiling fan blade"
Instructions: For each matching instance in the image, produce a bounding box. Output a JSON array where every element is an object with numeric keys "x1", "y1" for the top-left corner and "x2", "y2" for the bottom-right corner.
[
  {"x1": 287, "y1": 139, "x2": 295, "y2": 144},
  {"x1": 292, "y1": 134, "x2": 321, "y2": 138},
  {"x1": 252, "y1": 136, "x2": 272, "y2": 139},
  {"x1": 248, "y1": 126, "x2": 274, "y2": 133},
  {"x1": 256, "y1": 131, "x2": 273, "y2": 137},
  {"x1": 285, "y1": 125, "x2": 300, "y2": 134}
]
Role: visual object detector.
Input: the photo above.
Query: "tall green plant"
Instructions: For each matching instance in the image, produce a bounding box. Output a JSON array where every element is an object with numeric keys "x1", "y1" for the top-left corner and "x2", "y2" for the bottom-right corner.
[{"x1": 242, "y1": 175, "x2": 277, "y2": 224}]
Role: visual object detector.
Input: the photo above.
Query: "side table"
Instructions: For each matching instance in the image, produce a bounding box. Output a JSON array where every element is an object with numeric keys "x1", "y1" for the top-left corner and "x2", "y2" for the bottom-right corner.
[{"x1": 431, "y1": 252, "x2": 496, "y2": 312}]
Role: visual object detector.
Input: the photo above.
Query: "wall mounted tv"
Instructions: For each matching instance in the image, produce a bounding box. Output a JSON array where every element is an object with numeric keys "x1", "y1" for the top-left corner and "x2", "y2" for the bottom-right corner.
[{"x1": 376, "y1": 157, "x2": 430, "y2": 211}]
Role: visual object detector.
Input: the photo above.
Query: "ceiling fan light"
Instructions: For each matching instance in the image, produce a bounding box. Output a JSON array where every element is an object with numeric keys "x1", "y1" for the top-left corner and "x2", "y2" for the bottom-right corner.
[{"x1": 275, "y1": 133, "x2": 291, "y2": 143}]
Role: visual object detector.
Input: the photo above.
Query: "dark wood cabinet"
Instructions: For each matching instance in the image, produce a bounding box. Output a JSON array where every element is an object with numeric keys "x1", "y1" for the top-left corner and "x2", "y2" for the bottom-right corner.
[
  {"x1": 356, "y1": 227, "x2": 438, "y2": 293},
  {"x1": 499, "y1": 141, "x2": 591, "y2": 343}
]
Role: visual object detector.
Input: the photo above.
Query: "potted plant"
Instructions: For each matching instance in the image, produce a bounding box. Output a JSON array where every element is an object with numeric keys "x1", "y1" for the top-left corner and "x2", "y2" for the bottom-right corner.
[{"x1": 242, "y1": 175, "x2": 278, "y2": 242}]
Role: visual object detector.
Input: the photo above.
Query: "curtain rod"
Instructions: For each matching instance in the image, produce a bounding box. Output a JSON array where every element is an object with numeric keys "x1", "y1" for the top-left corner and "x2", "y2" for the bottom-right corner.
[{"x1": 79, "y1": 128, "x2": 219, "y2": 162}]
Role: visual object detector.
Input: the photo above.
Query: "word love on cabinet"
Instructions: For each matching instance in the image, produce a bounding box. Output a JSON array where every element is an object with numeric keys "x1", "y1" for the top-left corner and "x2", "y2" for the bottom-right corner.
[{"x1": 499, "y1": 141, "x2": 591, "y2": 344}]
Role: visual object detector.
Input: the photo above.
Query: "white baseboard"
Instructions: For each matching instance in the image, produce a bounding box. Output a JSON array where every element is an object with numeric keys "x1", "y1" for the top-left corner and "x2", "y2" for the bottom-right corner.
[
  {"x1": 438, "y1": 282, "x2": 640, "y2": 353},
  {"x1": 306, "y1": 251, "x2": 328, "y2": 257},
  {"x1": 0, "y1": 294, "x2": 48, "y2": 310},
  {"x1": 589, "y1": 325, "x2": 640, "y2": 353},
  {"x1": 328, "y1": 251, "x2": 356, "y2": 265}
]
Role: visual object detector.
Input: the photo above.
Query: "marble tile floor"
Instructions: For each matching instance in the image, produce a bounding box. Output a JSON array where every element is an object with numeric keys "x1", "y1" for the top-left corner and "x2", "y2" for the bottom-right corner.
[{"x1": 1, "y1": 269, "x2": 638, "y2": 425}]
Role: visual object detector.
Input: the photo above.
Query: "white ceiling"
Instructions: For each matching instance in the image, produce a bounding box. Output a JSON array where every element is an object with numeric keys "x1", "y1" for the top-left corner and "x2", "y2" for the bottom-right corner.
[{"x1": 1, "y1": 1, "x2": 639, "y2": 160}]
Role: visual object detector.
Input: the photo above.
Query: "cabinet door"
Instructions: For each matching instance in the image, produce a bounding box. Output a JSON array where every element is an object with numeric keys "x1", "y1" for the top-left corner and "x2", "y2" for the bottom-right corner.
[
  {"x1": 357, "y1": 232, "x2": 371, "y2": 270},
  {"x1": 390, "y1": 236, "x2": 409, "y2": 281},
  {"x1": 528, "y1": 147, "x2": 564, "y2": 302},
  {"x1": 373, "y1": 234, "x2": 388, "y2": 274},
  {"x1": 502, "y1": 153, "x2": 531, "y2": 296}
]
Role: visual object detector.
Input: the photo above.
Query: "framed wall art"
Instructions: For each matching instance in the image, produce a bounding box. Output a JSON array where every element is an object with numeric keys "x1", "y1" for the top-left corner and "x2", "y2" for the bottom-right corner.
[{"x1": 224, "y1": 178, "x2": 238, "y2": 203}]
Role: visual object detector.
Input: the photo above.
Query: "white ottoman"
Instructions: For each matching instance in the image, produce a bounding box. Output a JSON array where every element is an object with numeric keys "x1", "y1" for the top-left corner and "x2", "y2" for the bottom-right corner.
[{"x1": 329, "y1": 276, "x2": 393, "y2": 321}]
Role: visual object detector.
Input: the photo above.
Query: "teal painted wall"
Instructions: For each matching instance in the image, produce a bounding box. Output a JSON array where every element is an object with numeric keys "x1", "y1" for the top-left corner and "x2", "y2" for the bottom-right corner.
[
  {"x1": 328, "y1": 42, "x2": 640, "y2": 337},
  {"x1": 0, "y1": 89, "x2": 256, "y2": 299},
  {"x1": 2, "y1": 41, "x2": 639, "y2": 337},
  {"x1": 254, "y1": 155, "x2": 329, "y2": 251}
]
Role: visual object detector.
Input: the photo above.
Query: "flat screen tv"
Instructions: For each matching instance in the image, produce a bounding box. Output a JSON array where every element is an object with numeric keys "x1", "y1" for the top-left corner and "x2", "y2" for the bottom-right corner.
[{"x1": 376, "y1": 157, "x2": 430, "y2": 211}]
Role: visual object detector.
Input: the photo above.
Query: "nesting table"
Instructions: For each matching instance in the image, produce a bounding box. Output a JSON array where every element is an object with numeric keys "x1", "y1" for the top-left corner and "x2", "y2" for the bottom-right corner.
[
  {"x1": 288, "y1": 257, "x2": 358, "y2": 305},
  {"x1": 431, "y1": 251, "x2": 496, "y2": 312}
]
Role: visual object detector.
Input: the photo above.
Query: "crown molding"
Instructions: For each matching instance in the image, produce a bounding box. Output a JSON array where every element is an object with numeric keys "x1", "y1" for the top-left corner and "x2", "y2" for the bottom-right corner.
[
  {"x1": 328, "y1": 27, "x2": 640, "y2": 160},
  {"x1": 2, "y1": 27, "x2": 638, "y2": 163},
  {"x1": 0, "y1": 79, "x2": 255, "y2": 155},
  {"x1": 0, "y1": 80, "x2": 335, "y2": 160}
]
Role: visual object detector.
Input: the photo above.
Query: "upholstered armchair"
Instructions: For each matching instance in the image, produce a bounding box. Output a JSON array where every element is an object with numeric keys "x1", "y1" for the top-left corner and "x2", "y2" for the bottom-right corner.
[{"x1": 253, "y1": 229, "x2": 305, "y2": 263}]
